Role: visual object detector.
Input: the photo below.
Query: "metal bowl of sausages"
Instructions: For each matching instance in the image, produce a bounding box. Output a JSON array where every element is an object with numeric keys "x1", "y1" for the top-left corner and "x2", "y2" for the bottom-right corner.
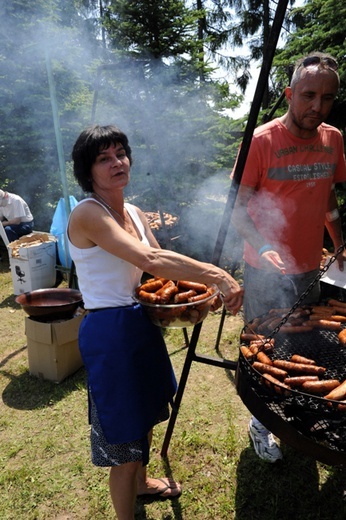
[
  {"x1": 236, "y1": 300, "x2": 346, "y2": 464},
  {"x1": 133, "y1": 278, "x2": 219, "y2": 328}
]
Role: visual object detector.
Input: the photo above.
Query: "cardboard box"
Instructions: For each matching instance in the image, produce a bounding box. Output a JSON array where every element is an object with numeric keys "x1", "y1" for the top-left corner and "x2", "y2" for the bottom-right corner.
[
  {"x1": 25, "y1": 313, "x2": 84, "y2": 383},
  {"x1": 9, "y1": 234, "x2": 57, "y2": 295}
]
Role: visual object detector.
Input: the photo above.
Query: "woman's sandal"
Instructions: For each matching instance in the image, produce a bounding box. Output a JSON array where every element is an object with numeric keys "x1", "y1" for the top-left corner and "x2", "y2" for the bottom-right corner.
[{"x1": 137, "y1": 477, "x2": 182, "y2": 500}]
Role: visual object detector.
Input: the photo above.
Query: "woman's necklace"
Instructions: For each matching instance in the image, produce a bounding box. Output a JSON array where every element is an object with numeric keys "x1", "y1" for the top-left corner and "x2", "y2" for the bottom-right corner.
[{"x1": 92, "y1": 192, "x2": 125, "y2": 221}]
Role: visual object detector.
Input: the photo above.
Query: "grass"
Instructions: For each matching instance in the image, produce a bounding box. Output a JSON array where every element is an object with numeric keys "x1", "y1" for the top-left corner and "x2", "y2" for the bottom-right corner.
[{"x1": 0, "y1": 249, "x2": 345, "y2": 519}]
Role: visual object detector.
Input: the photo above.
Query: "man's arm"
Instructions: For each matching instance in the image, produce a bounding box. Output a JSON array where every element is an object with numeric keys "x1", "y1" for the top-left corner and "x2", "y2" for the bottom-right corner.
[
  {"x1": 231, "y1": 184, "x2": 286, "y2": 272},
  {"x1": 2, "y1": 217, "x2": 21, "y2": 226},
  {"x1": 325, "y1": 188, "x2": 346, "y2": 270},
  {"x1": 232, "y1": 185, "x2": 270, "y2": 252}
]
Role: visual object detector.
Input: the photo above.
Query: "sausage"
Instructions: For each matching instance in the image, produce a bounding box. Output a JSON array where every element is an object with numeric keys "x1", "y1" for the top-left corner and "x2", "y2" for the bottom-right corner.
[
  {"x1": 324, "y1": 380, "x2": 346, "y2": 401},
  {"x1": 250, "y1": 338, "x2": 275, "y2": 346},
  {"x1": 289, "y1": 308, "x2": 311, "y2": 318},
  {"x1": 328, "y1": 299, "x2": 346, "y2": 309},
  {"x1": 173, "y1": 290, "x2": 197, "y2": 303},
  {"x1": 249, "y1": 344, "x2": 260, "y2": 355},
  {"x1": 138, "y1": 290, "x2": 161, "y2": 304},
  {"x1": 256, "y1": 351, "x2": 273, "y2": 365},
  {"x1": 284, "y1": 375, "x2": 319, "y2": 387},
  {"x1": 336, "y1": 401, "x2": 346, "y2": 412},
  {"x1": 151, "y1": 305, "x2": 186, "y2": 319},
  {"x1": 155, "y1": 280, "x2": 179, "y2": 303},
  {"x1": 240, "y1": 333, "x2": 266, "y2": 342},
  {"x1": 249, "y1": 339, "x2": 275, "y2": 354},
  {"x1": 249, "y1": 317, "x2": 262, "y2": 329},
  {"x1": 338, "y1": 329, "x2": 346, "y2": 346},
  {"x1": 278, "y1": 324, "x2": 314, "y2": 334},
  {"x1": 249, "y1": 339, "x2": 266, "y2": 350},
  {"x1": 138, "y1": 279, "x2": 164, "y2": 293},
  {"x1": 262, "y1": 373, "x2": 290, "y2": 394},
  {"x1": 330, "y1": 306, "x2": 346, "y2": 317},
  {"x1": 270, "y1": 307, "x2": 311, "y2": 320},
  {"x1": 262, "y1": 342, "x2": 274, "y2": 355},
  {"x1": 188, "y1": 291, "x2": 212, "y2": 303},
  {"x1": 310, "y1": 319, "x2": 342, "y2": 331},
  {"x1": 285, "y1": 318, "x2": 305, "y2": 327},
  {"x1": 311, "y1": 311, "x2": 346, "y2": 323},
  {"x1": 301, "y1": 379, "x2": 340, "y2": 395},
  {"x1": 240, "y1": 346, "x2": 254, "y2": 360},
  {"x1": 252, "y1": 361, "x2": 287, "y2": 379},
  {"x1": 330, "y1": 315, "x2": 346, "y2": 323},
  {"x1": 308, "y1": 314, "x2": 334, "y2": 321},
  {"x1": 257, "y1": 316, "x2": 283, "y2": 333},
  {"x1": 310, "y1": 305, "x2": 334, "y2": 315},
  {"x1": 177, "y1": 280, "x2": 208, "y2": 293},
  {"x1": 135, "y1": 279, "x2": 153, "y2": 294},
  {"x1": 273, "y1": 359, "x2": 326, "y2": 376},
  {"x1": 268, "y1": 308, "x2": 292, "y2": 314},
  {"x1": 290, "y1": 354, "x2": 316, "y2": 366}
]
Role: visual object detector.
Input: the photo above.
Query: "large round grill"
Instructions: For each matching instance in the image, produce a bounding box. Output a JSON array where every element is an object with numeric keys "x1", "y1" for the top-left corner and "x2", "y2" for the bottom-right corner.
[{"x1": 236, "y1": 327, "x2": 346, "y2": 465}]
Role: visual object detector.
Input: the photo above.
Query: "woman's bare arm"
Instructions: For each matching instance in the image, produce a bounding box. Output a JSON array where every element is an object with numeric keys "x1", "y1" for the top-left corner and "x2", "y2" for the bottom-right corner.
[{"x1": 69, "y1": 201, "x2": 243, "y2": 314}]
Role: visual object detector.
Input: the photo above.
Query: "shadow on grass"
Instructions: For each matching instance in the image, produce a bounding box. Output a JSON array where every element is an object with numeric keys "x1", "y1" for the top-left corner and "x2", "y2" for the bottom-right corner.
[
  {"x1": 213, "y1": 343, "x2": 346, "y2": 519},
  {"x1": 1, "y1": 365, "x2": 86, "y2": 410},
  {"x1": 0, "y1": 294, "x2": 19, "y2": 309},
  {"x1": 0, "y1": 345, "x2": 27, "y2": 368},
  {"x1": 234, "y1": 444, "x2": 346, "y2": 520}
]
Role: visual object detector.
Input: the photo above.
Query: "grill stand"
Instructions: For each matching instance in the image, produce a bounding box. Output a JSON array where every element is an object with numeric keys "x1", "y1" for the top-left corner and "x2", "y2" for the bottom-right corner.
[
  {"x1": 161, "y1": 224, "x2": 346, "y2": 464},
  {"x1": 161, "y1": 0, "x2": 290, "y2": 457},
  {"x1": 160, "y1": 319, "x2": 237, "y2": 457},
  {"x1": 235, "y1": 362, "x2": 346, "y2": 467}
]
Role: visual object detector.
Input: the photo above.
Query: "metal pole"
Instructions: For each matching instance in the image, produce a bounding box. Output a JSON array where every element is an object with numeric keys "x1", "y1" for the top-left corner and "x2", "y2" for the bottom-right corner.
[
  {"x1": 45, "y1": 49, "x2": 71, "y2": 267},
  {"x1": 45, "y1": 49, "x2": 70, "y2": 213},
  {"x1": 161, "y1": 0, "x2": 290, "y2": 458},
  {"x1": 211, "y1": 0, "x2": 290, "y2": 266}
]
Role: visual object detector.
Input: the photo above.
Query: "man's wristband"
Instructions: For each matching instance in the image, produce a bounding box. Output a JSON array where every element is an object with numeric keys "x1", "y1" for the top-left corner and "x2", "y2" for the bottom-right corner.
[
  {"x1": 258, "y1": 244, "x2": 273, "y2": 256},
  {"x1": 326, "y1": 209, "x2": 340, "y2": 222}
]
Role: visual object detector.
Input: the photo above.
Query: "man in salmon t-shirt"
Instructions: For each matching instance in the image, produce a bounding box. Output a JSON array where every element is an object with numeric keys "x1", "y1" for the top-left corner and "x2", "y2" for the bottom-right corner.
[{"x1": 231, "y1": 52, "x2": 346, "y2": 462}]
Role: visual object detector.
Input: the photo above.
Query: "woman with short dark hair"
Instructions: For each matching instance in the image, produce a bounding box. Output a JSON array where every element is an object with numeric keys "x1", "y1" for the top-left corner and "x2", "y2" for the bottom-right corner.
[{"x1": 68, "y1": 124, "x2": 243, "y2": 519}]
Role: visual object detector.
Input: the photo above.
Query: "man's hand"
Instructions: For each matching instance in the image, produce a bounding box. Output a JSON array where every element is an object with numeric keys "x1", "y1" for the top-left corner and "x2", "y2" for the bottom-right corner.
[
  {"x1": 260, "y1": 249, "x2": 286, "y2": 274},
  {"x1": 335, "y1": 246, "x2": 346, "y2": 271}
]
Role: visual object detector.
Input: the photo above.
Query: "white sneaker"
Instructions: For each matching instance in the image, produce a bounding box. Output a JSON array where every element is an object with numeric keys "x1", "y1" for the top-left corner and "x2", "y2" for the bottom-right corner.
[{"x1": 248, "y1": 417, "x2": 283, "y2": 463}]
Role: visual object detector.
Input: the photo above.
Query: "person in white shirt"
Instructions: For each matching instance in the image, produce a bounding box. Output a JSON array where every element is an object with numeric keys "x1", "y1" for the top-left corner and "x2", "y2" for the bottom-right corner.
[
  {"x1": 68, "y1": 124, "x2": 243, "y2": 520},
  {"x1": 0, "y1": 190, "x2": 34, "y2": 243}
]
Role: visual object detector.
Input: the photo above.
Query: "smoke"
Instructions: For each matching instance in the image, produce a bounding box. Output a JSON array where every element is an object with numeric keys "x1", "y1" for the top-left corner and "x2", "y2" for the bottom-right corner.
[
  {"x1": 178, "y1": 171, "x2": 245, "y2": 271},
  {"x1": 0, "y1": 10, "x2": 98, "y2": 227},
  {"x1": 0, "y1": 2, "x2": 242, "y2": 261}
]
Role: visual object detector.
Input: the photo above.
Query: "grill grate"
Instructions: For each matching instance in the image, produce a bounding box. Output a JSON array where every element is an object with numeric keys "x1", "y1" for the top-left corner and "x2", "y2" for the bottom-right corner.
[{"x1": 239, "y1": 327, "x2": 346, "y2": 453}]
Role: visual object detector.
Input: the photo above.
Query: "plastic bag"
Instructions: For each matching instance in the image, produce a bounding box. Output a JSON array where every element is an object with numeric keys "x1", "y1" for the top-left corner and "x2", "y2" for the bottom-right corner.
[{"x1": 50, "y1": 196, "x2": 78, "y2": 268}]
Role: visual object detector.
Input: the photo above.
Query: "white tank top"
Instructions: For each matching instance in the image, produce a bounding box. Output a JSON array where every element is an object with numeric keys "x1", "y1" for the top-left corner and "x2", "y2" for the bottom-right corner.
[{"x1": 68, "y1": 199, "x2": 150, "y2": 309}]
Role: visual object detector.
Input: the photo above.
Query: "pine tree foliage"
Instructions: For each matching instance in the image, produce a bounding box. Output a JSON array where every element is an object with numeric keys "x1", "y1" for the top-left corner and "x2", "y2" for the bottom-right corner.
[
  {"x1": 274, "y1": 0, "x2": 346, "y2": 134},
  {"x1": 0, "y1": 0, "x2": 345, "y2": 235}
]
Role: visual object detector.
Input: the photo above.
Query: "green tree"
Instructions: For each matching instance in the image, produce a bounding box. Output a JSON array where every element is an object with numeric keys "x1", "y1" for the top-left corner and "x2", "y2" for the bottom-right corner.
[
  {"x1": 86, "y1": 0, "x2": 242, "y2": 212},
  {"x1": 274, "y1": 0, "x2": 346, "y2": 134},
  {"x1": 220, "y1": 0, "x2": 297, "y2": 108},
  {"x1": 103, "y1": 0, "x2": 198, "y2": 59},
  {"x1": 0, "y1": 0, "x2": 94, "y2": 228},
  {"x1": 0, "y1": 0, "x2": 244, "y2": 244}
]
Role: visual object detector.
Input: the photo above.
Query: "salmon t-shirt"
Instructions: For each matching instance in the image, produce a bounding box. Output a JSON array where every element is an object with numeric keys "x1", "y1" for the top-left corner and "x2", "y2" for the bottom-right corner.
[{"x1": 237, "y1": 119, "x2": 346, "y2": 274}]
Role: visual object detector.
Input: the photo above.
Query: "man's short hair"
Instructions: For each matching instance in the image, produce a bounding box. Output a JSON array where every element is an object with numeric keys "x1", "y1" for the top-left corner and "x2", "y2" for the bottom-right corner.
[{"x1": 290, "y1": 52, "x2": 339, "y2": 89}]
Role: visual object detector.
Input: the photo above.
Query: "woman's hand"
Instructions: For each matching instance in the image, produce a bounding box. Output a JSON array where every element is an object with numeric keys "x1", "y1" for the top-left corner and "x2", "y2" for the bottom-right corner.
[
  {"x1": 219, "y1": 277, "x2": 244, "y2": 315},
  {"x1": 210, "y1": 294, "x2": 223, "y2": 312}
]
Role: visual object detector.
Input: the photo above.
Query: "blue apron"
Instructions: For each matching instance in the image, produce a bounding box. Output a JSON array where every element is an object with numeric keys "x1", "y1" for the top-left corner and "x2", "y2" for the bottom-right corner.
[{"x1": 78, "y1": 304, "x2": 177, "y2": 445}]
